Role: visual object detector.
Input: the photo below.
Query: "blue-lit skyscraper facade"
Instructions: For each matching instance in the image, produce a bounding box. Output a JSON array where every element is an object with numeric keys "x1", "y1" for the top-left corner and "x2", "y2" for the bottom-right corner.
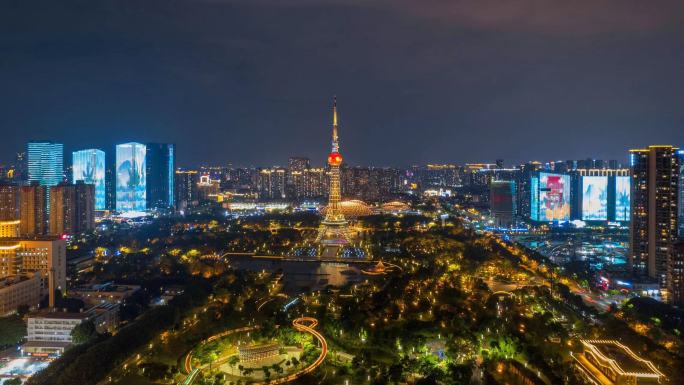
[
  {"x1": 116, "y1": 142, "x2": 146, "y2": 212},
  {"x1": 145, "y1": 143, "x2": 175, "y2": 210},
  {"x1": 72, "y1": 149, "x2": 106, "y2": 210},
  {"x1": 27, "y1": 141, "x2": 64, "y2": 186}
]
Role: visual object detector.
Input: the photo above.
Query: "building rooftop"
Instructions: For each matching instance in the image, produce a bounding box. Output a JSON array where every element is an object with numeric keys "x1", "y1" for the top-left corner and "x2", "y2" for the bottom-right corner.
[
  {"x1": 28, "y1": 311, "x2": 89, "y2": 320},
  {"x1": 0, "y1": 274, "x2": 37, "y2": 289},
  {"x1": 71, "y1": 282, "x2": 140, "y2": 293},
  {"x1": 321, "y1": 199, "x2": 372, "y2": 217}
]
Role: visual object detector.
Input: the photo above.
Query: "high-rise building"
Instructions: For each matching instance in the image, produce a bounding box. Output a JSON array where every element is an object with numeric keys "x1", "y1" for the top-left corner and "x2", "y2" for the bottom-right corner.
[
  {"x1": 0, "y1": 184, "x2": 20, "y2": 221},
  {"x1": 287, "y1": 157, "x2": 310, "y2": 199},
  {"x1": 174, "y1": 170, "x2": 199, "y2": 212},
  {"x1": 196, "y1": 175, "x2": 220, "y2": 202},
  {"x1": 226, "y1": 168, "x2": 259, "y2": 190},
  {"x1": 317, "y1": 98, "x2": 350, "y2": 248},
  {"x1": 115, "y1": 142, "x2": 146, "y2": 212},
  {"x1": 608, "y1": 159, "x2": 620, "y2": 169},
  {"x1": 517, "y1": 162, "x2": 542, "y2": 219},
  {"x1": 27, "y1": 141, "x2": 64, "y2": 187},
  {"x1": 105, "y1": 163, "x2": 116, "y2": 211},
  {"x1": 49, "y1": 184, "x2": 75, "y2": 236},
  {"x1": 304, "y1": 168, "x2": 328, "y2": 198},
  {"x1": 339, "y1": 166, "x2": 401, "y2": 202},
  {"x1": 375, "y1": 167, "x2": 402, "y2": 199},
  {"x1": 145, "y1": 143, "x2": 175, "y2": 210},
  {"x1": 20, "y1": 183, "x2": 48, "y2": 236},
  {"x1": 288, "y1": 157, "x2": 310, "y2": 172},
  {"x1": 49, "y1": 182, "x2": 94, "y2": 235},
  {"x1": 72, "y1": 149, "x2": 106, "y2": 210},
  {"x1": 288, "y1": 170, "x2": 305, "y2": 199},
  {"x1": 417, "y1": 165, "x2": 461, "y2": 188},
  {"x1": 73, "y1": 181, "x2": 95, "y2": 233},
  {"x1": 490, "y1": 180, "x2": 516, "y2": 228},
  {"x1": 673, "y1": 241, "x2": 684, "y2": 307},
  {"x1": 529, "y1": 171, "x2": 571, "y2": 222},
  {"x1": 573, "y1": 169, "x2": 630, "y2": 222},
  {"x1": 678, "y1": 150, "x2": 684, "y2": 239},
  {"x1": 629, "y1": 145, "x2": 680, "y2": 303},
  {"x1": 258, "y1": 168, "x2": 286, "y2": 200},
  {"x1": 11, "y1": 152, "x2": 28, "y2": 183}
]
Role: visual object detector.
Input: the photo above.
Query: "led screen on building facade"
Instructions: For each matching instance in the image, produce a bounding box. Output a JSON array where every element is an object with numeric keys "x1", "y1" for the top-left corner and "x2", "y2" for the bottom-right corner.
[
  {"x1": 116, "y1": 143, "x2": 146, "y2": 212},
  {"x1": 615, "y1": 176, "x2": 630, "y2": 221},
  {"x1": 582, "y1": 176, "x2": 608, "y2": 221},
  {"x1": 536, "y1": 172, "x2": 570, "y2": 221},
  {"x1": 72, "y1": 149, "x2": 106, "y2": 210}
]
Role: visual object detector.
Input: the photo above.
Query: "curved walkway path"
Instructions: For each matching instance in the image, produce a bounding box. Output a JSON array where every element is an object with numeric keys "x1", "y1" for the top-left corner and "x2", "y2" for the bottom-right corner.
[
  {"x1": 183, "y1": 325, "x2": 260, "y2": 375},
  {"x1": 181, "y1": 317, "x2": 327, "y2": 385}
]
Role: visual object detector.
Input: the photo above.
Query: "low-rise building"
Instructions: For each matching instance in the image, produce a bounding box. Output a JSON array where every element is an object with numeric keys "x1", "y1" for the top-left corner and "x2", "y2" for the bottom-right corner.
[
  {"x1": 238, "y1": 342, "x2": 281, "y2": 363},
  {"x1": 69, "y1": 282, "x2": 140, "y2": 307},
  {"x1": 23, "y1": 303, "x2": 121, "y2": 356},
  {"x1": 87, "y1": 302, "x2": 120, "y2": 334},
  {"x1": 0, "y1": 273, "x2": 41, "y2": 316},
  {"x1": 0, "y1": 238, "x2": 67, "y2": 294},
  {"x1": 24, "y1": 311, "x2": 89, "y2": 356}
]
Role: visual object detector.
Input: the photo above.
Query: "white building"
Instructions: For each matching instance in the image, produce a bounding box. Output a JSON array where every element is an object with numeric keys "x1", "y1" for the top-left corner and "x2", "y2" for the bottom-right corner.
[{"x1": 24, "y1": 311, "x2": 88, "y2": 356}]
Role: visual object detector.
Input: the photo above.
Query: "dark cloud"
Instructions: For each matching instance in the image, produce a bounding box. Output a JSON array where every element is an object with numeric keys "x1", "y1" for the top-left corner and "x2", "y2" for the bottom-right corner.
[{"x1": 1, "y1": 0, "x2": 683, "y2": 167}]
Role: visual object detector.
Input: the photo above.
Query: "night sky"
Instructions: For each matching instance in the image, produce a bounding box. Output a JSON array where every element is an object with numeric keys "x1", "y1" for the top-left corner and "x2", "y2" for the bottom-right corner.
[{"x1": 2, "y1": 0, "x2": 684, "y2": 167}]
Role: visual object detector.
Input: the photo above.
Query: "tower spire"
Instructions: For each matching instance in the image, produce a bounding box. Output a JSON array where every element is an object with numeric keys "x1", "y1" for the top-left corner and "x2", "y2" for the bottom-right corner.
[{"x1": 332, "y1": 96, "x2": 339, "y2": 153}]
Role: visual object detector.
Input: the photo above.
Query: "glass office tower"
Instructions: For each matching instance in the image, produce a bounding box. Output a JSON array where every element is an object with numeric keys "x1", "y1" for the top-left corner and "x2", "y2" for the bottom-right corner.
[
  {"x1": 72, "y1": 149, "x2": 106, "y2": 210},
  {"x1": 115, "y1": 142, "x2": 146, "y2": 212},
  {"x1": 27, "y1": 141, "x2": 64, "y2": 187},
  {"x1": 145, "y1": 143, "x2": 175, "y2": 210}
]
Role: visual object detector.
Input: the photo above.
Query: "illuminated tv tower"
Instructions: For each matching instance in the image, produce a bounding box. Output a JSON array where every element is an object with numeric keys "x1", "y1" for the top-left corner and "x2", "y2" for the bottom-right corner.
[{"x1": 317, "y1": 97, "x2": 350, "y2": 247}]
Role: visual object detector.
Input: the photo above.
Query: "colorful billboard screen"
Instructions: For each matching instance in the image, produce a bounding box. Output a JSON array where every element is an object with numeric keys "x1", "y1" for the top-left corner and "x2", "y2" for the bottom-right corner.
[
  {"x1": 536, "y1": 172, "x2": 570, "y2": 221},
  {"x1": 73, "y1": 149, "x2": 106, "y2": 210},
  {"x1": 116, "y1": 143, "x2": 146, "y2": 212},
  {"x1": 615, "y1": 176, "x2": 630, "y2": 221},
  {"x1": 582, "y1": 176, "x2": 608, "y2": 221}
]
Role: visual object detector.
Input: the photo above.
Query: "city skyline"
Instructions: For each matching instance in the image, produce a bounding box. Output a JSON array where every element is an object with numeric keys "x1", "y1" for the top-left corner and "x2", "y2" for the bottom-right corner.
[
  {"x1": 1, "y1": 3, "x2": 684, "y2": 385},
  {"x1": 1, "y1": 1, "x2": 684, "y2": 166},
  {"x1": 4, "y1": 136, "x2": 653, "y2": 170}
]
